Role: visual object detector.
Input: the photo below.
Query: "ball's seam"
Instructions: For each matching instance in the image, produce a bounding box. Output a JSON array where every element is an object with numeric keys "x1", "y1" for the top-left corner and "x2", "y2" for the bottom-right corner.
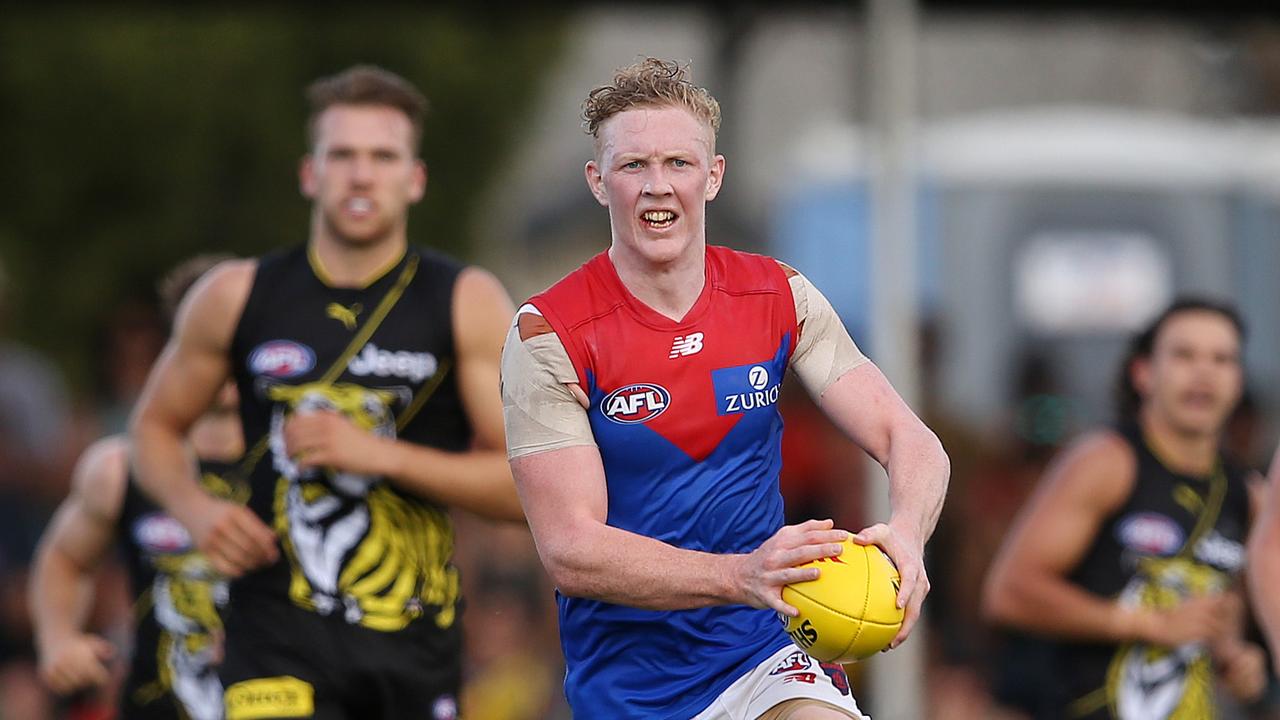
[{"x1": 786, "y1": 544, "x2": 874, "y2": 660}]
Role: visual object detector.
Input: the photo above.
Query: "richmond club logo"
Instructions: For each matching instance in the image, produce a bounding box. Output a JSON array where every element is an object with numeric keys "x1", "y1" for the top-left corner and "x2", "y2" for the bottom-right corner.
[{"x1": 601, "y1": 383, "x2": 671, "y2": 424}]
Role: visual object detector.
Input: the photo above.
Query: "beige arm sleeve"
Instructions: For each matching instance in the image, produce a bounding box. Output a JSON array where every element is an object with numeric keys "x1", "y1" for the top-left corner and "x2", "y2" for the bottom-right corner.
[
  {"x1": 500, "y1": 313, "x2": 596, "y2": 460},
  {"x1": 787, "y1": 267, "x2": 869, "y2": 398}
]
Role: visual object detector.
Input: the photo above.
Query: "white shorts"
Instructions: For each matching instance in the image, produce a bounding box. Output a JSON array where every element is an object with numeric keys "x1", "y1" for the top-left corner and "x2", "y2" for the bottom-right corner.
[{"x1": 691, "y1": 644, "x2": 868, "y2": 720}]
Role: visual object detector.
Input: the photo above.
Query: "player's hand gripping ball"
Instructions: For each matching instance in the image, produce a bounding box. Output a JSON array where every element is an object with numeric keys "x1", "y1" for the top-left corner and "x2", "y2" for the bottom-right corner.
[{"x1": 781, "y1": 537, "x2": 904, "y2": 662}]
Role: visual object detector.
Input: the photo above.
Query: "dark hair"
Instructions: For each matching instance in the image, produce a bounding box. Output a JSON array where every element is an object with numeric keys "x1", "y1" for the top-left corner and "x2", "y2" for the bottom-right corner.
[
  {"x1": 157, "y1": 254, "x2": 235, "y2": 326},
  {"x1": 306, "y1": 65, "x2": 428, "y2": 152},
  {"x1": 1114, "y1": 296, "x2": 1246, "y2": 420}
]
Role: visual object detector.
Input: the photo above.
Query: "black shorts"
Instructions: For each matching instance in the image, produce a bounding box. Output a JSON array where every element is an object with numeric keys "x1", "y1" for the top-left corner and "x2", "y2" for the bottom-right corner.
[
  {"x1": 118, "y1": 692, "x2": 187, "y2": 720},
  {"x1": 219, "y1": 595, "x2": 462, "y2": 720},
  {"x1": 119, "y1": 639, "x2": 222, "y2": 720}
]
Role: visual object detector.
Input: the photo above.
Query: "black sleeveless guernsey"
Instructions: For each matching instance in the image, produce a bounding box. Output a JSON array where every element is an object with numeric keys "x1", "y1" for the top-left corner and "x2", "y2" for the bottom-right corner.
[
  {"x1": 227, "y1": 244, "x2": 469, "y2": 634},
  {"x1": 1052, "y1": 423, "x2": 1251, "y2": 719},
  {"x1": 117, "y1": 460, "x2": 241, "y2": 720}
]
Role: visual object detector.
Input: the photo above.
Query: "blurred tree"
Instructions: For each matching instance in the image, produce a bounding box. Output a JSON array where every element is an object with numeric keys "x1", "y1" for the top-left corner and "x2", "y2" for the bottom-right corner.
[{"x1": 0, "y1": 7, "x2": 566, "y2": 392}]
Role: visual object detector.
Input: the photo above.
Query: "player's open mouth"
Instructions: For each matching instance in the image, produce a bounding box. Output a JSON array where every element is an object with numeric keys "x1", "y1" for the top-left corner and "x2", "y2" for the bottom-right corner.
[
  {"x1": 345, "y1": 197, "x2": 374, "y2": 217},
  {"x1": 641, "y1": 210, "x2": 677, "y2": 229},
  {"x1": 1180, "y1": 390, "x2": 1216, "y2": 409}
]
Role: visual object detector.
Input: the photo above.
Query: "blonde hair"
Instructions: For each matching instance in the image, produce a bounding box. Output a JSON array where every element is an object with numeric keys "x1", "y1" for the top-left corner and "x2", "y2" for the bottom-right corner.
[{"x1": 581, "y1": 58, "x2": 721, "y2": 143}]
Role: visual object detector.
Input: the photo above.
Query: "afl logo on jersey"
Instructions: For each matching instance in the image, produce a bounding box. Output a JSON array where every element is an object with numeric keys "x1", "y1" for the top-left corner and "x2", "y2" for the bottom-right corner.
[
  {"x1": 602, "y1": 383, "x2": 670, "y2": 424},
  {"x1": 249, "y1": 340, "x2": 316, "y2": 378},
  {"x1": 132, "y1": 512, "x2": 193, "y2": 555},
  {"x1": 1116, "y1": 512, "x2": 1184, "y2": 556}
]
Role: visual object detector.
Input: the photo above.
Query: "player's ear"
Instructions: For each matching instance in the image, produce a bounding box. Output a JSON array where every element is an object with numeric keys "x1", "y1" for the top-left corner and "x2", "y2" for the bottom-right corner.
[
  {"x1": 408, "y1": 159, "x2": 427, "y2": 203},
  {"x1": 705, "y1": 154, "x2": 726, "y2": 202},
  {"x1": 585, "y1": 160, "x2": 608, "y2": 207},
  {"x1": 300, "y1": 154, "x2": 318, "y2": 199},
  {"x1": 1131, "y1": 357, "x2": 1153, "y2": 399}
]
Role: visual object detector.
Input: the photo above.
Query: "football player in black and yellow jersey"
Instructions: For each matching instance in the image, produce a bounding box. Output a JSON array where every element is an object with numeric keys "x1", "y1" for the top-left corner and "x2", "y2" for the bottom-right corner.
[
  {"x1": 983, "y1": 298, "x2": 1266, "y2": 718},
  {"x1": 31, "y1": 256, "x2": 243, "y2": 719},
  {"x1": 129, "y1": 66, "x2": 519, "y2": 719}
]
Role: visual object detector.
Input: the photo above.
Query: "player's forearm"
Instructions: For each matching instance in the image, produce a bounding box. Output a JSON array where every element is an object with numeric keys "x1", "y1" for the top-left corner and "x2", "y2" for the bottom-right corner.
[
  {"x1": 1247, "y1": 525, "x2": 1280, "y2": 658},
  {"x1": 814, "y1": 365, "x2": 948, "y2": 542},
  {"x1": 539, "y1": 520, "x2": 741, "y2": 610},
  {"x1": 884, "y1": 425, "x2": 949, "y2": 543},
  {"x1": 374, "y1": 440, "x2": 524, "y2": 521},
  {"x1": 983, "y1": 569, "x2": 1145, "y2": 643},
  {"x1": 30, "y1": 546, "x2": 95, "y2": 658},
  {"x1": 128, "y1": 417, "x2": 204, "y2": 521}
]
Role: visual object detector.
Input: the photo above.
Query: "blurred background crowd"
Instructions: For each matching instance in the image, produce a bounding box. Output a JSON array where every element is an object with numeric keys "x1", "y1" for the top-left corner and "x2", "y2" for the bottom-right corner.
[{"x1": 4, "y1": 3, "x2": 1280, "y2": 718}]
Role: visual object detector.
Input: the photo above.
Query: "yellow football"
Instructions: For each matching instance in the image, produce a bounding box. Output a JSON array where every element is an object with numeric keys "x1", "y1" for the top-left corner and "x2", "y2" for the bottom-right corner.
[{"x1": 781, "y1": 538, "x2": 904, "y2": 662}]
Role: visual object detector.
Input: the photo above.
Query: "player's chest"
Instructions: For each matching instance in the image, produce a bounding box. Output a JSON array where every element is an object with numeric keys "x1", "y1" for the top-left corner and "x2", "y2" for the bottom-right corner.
[
  {"x1": 240, "y1": 288, "x2": 450, "y2": 391},
  {"x1": 579, "y1": 312, "x2": 793, "y2": 459},
  {"x1": 1113, "y1": 478, "x2": 1247, "y2": 576}
]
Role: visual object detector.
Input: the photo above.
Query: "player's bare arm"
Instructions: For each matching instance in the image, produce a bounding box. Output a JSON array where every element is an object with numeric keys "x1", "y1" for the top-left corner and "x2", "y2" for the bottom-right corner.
[
  {"x1": 30, "y1": 437, "x2": 127, "y2": 694},
  {"x1": 1247, "y1": 446, "x2": 1280, "y2": 670},
  {"x1": 505, "y1": 312, "x2": 845, "y2": 614},
  {"x1": 984, "y1": 431, "x2": 1231, "y2": 646},
  {"x1": 282, "y1": 265, "x2": 523, "y2": 521},
  {"x1": 785, "y1": 266, "x2": 949, "y2": 648},
  {"x1": 1203, "y1": 580, "x2": 1267, "y2": 702},
  {"x1": 513, "y1": 445, "x2": 847, "y2": 615},
  {"x1": 1205, "y1": 470, "x2": 1267, "y2": 700},
  {"x1": 130, "y1": 260, "x2": 277, "y2": 577},
  {"x1": 814, "y1": 363, "x2": 947, "y2": 648}
]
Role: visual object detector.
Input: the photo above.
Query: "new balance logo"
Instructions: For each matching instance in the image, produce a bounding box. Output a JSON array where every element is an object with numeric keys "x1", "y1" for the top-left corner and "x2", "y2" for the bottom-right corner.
[{"x1": 669, "y1": 332, "x2": 705, "y2": 358}]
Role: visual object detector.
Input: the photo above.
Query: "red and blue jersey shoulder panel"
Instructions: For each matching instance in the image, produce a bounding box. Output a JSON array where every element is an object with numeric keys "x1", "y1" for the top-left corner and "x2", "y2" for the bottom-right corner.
[
  {"x1": 527, "y1": 252, "x2": 617, "y2": 330},
  {"x1": 530, "y1": 246, "x2": 797, "y2": 392},
  {"x1": 527, "y1": 251, "x2": 615, "y2": 388},
  {"x1": 529, "y1": 245, "x2": 797, "y2": 464},
  {"x1": 705, "y1": 244, "x2": 795, "y2": 306}
]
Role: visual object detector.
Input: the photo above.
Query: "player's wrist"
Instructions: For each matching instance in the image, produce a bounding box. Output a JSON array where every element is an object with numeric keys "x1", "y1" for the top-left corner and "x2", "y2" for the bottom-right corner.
[
  {"x1": 169, "y1": 484, "x2": 216, "y2": 528},
  {"x1": 363, "y1": 435, "x2": 401, "y2": 478},
  {"x1": 718, "y1": 553, "x2": 750, "y2": 606},
  {"x1": 36, "y1": 628, "x2": 78, "y2": 660},
  {"x1": 885, "y1": 514, "x2": 926, "y2": 550},
  {"x1": 1210, "y1": 636, "x2": 1242, "y2": 662},
  {"x1": 1112, "y1": 605, "x2": 1152, "y2": 643}
]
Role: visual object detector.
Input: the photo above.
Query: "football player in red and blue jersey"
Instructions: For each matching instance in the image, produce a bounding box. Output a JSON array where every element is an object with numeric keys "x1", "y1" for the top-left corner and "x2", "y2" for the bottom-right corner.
[{"x1": 500, "y1": 57, "x2": 950, "y2": 719}]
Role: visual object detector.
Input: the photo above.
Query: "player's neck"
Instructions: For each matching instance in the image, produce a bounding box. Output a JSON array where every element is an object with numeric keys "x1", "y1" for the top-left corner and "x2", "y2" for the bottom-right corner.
[
  {"x1": 308, "y1": 231, "x2": 407, "y2": 289},
  {"x1": 189, "y1": 411, "x2": 244, "y2": 463},
  {"x1": 1139, "y1": 407, "x2": 1219, "y2": 476},
  {"x1": 608, "y1": 242, "x2": 706, "y2": 322}
]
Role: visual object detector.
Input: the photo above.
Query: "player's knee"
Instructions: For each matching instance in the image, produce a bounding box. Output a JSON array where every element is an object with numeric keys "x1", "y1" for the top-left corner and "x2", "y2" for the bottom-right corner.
[{"x1": 758, "y1": 699, "x2": 862, "y2": 720}]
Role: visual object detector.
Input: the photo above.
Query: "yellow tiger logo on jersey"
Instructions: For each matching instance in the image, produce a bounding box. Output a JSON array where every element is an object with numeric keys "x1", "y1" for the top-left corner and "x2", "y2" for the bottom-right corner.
[
  {"x1": 1100, "y1": 556, "x2": 1226, "y2": 719},
  {"x1": 150, "y1": 558, "x2": 226, "y2": 720},
  {"x1": 266, "y1": 382, "x2": 458, "y2": 632},
  {"x1": 134, "y1": 471, "x2": 243, "y2": 720}
]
